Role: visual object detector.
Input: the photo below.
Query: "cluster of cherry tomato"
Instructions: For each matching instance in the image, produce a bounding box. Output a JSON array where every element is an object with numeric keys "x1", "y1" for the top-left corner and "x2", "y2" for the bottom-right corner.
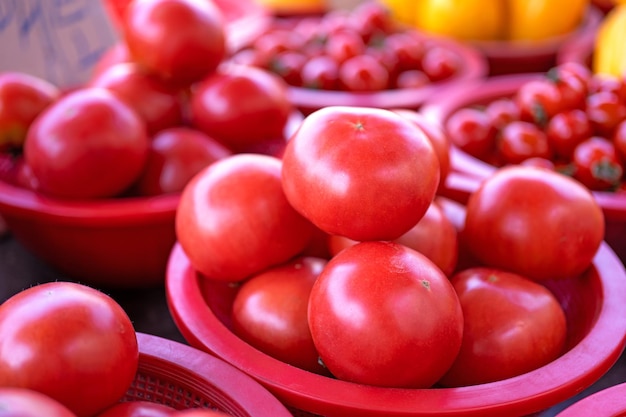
[
  {"x1": 0, "y1": 281, "x2": 230, "y2": 417},
  {"x1": 446, "y1": 61, "x2": 626, "y2": 191},
  {"x1": 229, "y1": 1, "x2": 461, "y2": 92},
  {"x1": 0, "y1": 0, "x2": 296, "y2": 200},
  {"x1": 175, "y1": 103, "x2": 603, "y2": 389}
]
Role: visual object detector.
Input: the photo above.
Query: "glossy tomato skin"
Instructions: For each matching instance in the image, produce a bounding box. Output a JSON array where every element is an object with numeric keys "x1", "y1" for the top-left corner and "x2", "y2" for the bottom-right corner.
[
  {"x1": 176, "y1": 154, "x2": 316, "y2": 282},
  {"x1": 122, "y1": 0, "x2": 226, "y2": 87},
  {"x1": 94, "y1": 401, "x2": 175, "y2": 417},
  {"x1": 24, "y1": 88, "x2": 149, "y2": 199},
  {"x1": 89, "y1": 62, "x2": 184, "y2": 135},
  {"x1": 0, "y1": 72, "x2": 60, "y2": 150},
  {"x1": 281, "y1": 106, "x2": 440, "y2": 242},
  {"x1": 0, "y1": 282, "x2": 139, "y2": 417},
  {"x1": 190, "y1": 65, "x2": 293, "y2": 152},
  {"x1": 134, "y1": 127, "x2": 232, "y2": 196},
  {"x1": 232, "y1": 256, "x2": 328, "y2": 374},
  {"x1": 0, "y1": 387, "x2": 78, "y2": 417},
  {"x1": 439, "y1": 267, "x2": 567, "y2": 387},
  {"x1": 308, "y1": 241, "x2": 463, "y2": 388},
  {"x1": 463, "y1": 166, "x2": 604, "y2": 281}
]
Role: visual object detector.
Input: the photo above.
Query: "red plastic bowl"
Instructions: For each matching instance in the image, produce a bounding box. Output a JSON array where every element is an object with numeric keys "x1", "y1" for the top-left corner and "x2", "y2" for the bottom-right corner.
[
  {"x1": 555, "y1": 382, "x2": 626, "y2": 416},
  {"x1": 284, "y1": 35, "x2": 488, "y2": 115},
  {"x1": 0, "y1": 179, "x2": 179, "y2": 289},
  {"x1": 468, "y1": 6, "x2": 602, "y2": 75},
  {"x1": 128, "y1": 332, "x2": 293, "y2": 416},
  {"x1": 421, "y1": 73, "x2": 626, "y2": 263},
  {"x1": 165, "y1": 206, "x2": 626, "y2": 417}
]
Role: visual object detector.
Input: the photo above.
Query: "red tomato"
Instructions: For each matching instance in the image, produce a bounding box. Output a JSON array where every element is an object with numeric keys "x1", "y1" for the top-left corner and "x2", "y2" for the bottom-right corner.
[
  {"x1": 324, "y1": 29, "x2": 366, "y2": 64},
  {"x1": 439, "y1": 267, "x2": 567, "y2": 387},
  {"x1": 463, "y1": 166, "x2": 604, "y2": 281},
  {"x1": 91, "y1": 43, "x2": 131, "y2": 79},
  {"x1": 545, "y1": 109, "x2": 593, "y2": 160},
  {"x1": 176, "y1": 154, "x2": 315, "y2": 282},
  {"x1": 515, "y1": 78, "x2": 564, "y2": 126},
  {"x1": 122, "y1": 0, "x2": 226, "y2": 87},
  {"x1": 445, "y1": 107, "x2": 497, "y2": 159},
  {"x1": 300, "y1": 55, "x2": 340, "y2": 90},
  {"x1": 281, "y1": 106, "x2": 440, "y2": 241},
  {"x1": 95, "y1": 401, "x2": 175, "y2": 417},
  {"x1": 24, "y1": 88, "x2": 149, "y2": 199},
  {"x1": 572, "y1": 136, "x2": 624, "y2": 191},
  {"x1": 190, "y1": 64, "x2": 293, "y2": 152},
  {"x1": 0, "y1": 72, "x2": 60, "y2": 150},
  {"x1": 338, "y1": 54, "x2": 390, "y2": 91},
  {"x1": 231, "y1": 256, "x2": 328, "y2": 374},
  {"x1": 268, "y1": 50, "x2": 307, "y2": 87},
  {"x1": 328, "y1": 200, "x2": 458, "y2": 276},
  {"x1": 586, "y1": 90, "x2": 626, "y2": 137},
  {"x1": 0, "y1": 282, "x2": 139, "y2": 417},
  {"x1": 420, "y1": 45, "x2": 460, "y2": 82},
  {"x1": 89, "y1": 62, "x2": 184, "y2": 135},
  {"x1": 133, "y1": 127, "x2": 232, "y2": 196},
  {"x1": 308, "y1": 241, "x2": 463, "y2": 388},
  {"x1": 0, "y1": 387, "x2": 77, "y2": 417},
  {"x1": 497, "y1": 120, "x2": 552, "y2": 164},
  {"x1": 485, "y1": 98, "x2": 520, "y2": 130}
]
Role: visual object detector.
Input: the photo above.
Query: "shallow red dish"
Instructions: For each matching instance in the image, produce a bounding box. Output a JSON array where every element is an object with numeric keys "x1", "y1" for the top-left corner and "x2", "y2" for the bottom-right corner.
[
  {"x1": 286, "y1": 35, "x2": 488, "y2": 115},
  {"x1": 421, "y1": 73, "x2": 626, "y2": 262},
  {"x1": 555, "y1": 381, "x2": 626, "y2": 416},
  {"x1": 128, "y1": 332, "x2": 293, "y2": 416},
  {"x1": 469, "y1": 6, "x2": 602, "y2": 75},
  {"x1": 165, "y1": 205, "x2": 626, "y2": 417}
]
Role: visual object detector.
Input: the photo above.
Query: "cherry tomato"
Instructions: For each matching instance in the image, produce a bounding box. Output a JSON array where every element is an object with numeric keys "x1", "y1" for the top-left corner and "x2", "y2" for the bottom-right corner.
[
  {"x1": 384, "y1": 32, "x2": 425, "y2": 72},
  {"x1": 572, "y1": 136, "x2": 624, "y2": 191},
  {"x1": 438, "y1": 267, "x2": 567, "y2": 387},
  {"x1": 586, "y1": 90, "x2": 626, "y2": 137},
  {"x1": 394, "y1": 69, "x2": 429, "y2": 89},
  {"x1": 420, "y1": 45, "x2": 460, "y2": 82},
  {"x1": 176, "y1": 154, "x2": 315, "y2": 282},
  {"x1": 122, "y1": 0, "x2": 226, "y2": 87},
  {"x1": 484, "y1": 98, "x2": 520, "y2": 130},
  {"x1": 0, "y1": 387, "x2": 77, "y2": 417},
  {"x1": 281, "y1": 106, "x2": 440, "y2": 241},
  {"x1": 232, "y1": 256, "x2": 328, "y2": 374},
  {"x1": 190, "y1": 64, "x2": 293, "y2": 152},
  {"x1": 308, "y1": 241, "x2": 463, "y2": 388},
  {"x1": 545, "y1": 109, "x2": 593, "y2": 160},
  {"x1": 463, "y1": 166, "x2": 604, "y2": 281},
  {"x1": 94, "y1": 401, "x2": 174, "y2": 417},
  {"x1": 89, "y1": 62, "x2": 184, "y2": 135},
  {"x1": 612, "y1": 119, "x2": 626, "y2": 161},
  {"x1": 338, "y1": 54, "x2": 389, "y2": 91},
  {"x1": 324, "y1": 29, "x2": 366, "y2": 64},
  {"x1": 133, "y1": 127, "x2": 232, "y2": 196},
  {"x1": 24, "y1": 88, "x2": 149, "y2": 199},
  {"x1": 445, "y1": 107, "x2": 497, "y2": 159},
  {"x1": 0, "y1": 282, "x2": 139, "y2": 417},
  {"x1": 0, "y1": 72, "x2": 60, "y2": 150},
  {"x1": 497, "y1": 120, "x2": 552, "y2": 164},
  {"x1": 300, "y1": 55, "x2": 340, "y2": 90},
  {"x1": 515, "y1": 78, "x2": 564, "y2": 126},
  {"x1": 268, "y1": 51, "x2": 307, "y2": 87},
  {"x1": 91, "y1": 42, "x2": 131, "y2": 79}
]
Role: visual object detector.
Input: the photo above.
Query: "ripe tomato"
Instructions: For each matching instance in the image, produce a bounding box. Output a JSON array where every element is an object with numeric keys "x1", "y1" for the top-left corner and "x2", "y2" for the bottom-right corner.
[
  {"x1": 515, "y1": 78, "x2": 564, "y2": 126},
  {"x1": 572, "y1": 136, "x2": 624, "y2": 191},
  {"x1": 420, "y1": 45, "x2": 460, "y2": 82},
  {"x1": 300, "y1": 55, "x2": 340, "y2": 90},
  {"x1": 445, "y1": 107, "x2": 497, "y2": 159},
  {"x1": 176, "y1": 154, "x2": 315, "y2": 282},
  {"x1": 586, "y1": 90, "x2": 626, "y2": 137},
  {"x1": 0, "y1": 387, "x2": 77, "y2": 417},
  {"x1": 89, "y1": 62, "x2": 184, "y2": 135},
  {"x1": 24, "y1": 88, "x2": 149, "y2": 199},
  {"x1": 463, "y1": 166, "x2": 604, "y2": 281},
  {"x1": 338, "y1": 54, "x2": 389, "y2": 91},
  {"x1": 438, "y1": 267, "x2": 567, "y2": 387},
  {"x1": 94, "y1": 401, "x2": 175, "y2": 417},
  {"x1": 0, "y1": 72, "x2": 60, "y2": 150},
  {"x1": 545, "y1": 109, "x2": 593, "y2": 160},
  {"x1": 328, "y1": 200, "x2": 458, "y2": 276},
  {"x1": 133, "y1": 127, "x2": 232, "y2": 196},
  {"x1": 190, "y1": 64, "x2": 293, "y2": 152},
  {"x1": 0, "y1": 282, "x2": 139, "y2": 417},
  {"x1": 497, "y1": 120, "x2": 552, "y2": 164},
  {"x1": 281, "y1": 106, "x2": 440, "y2": 241},
  {"x1": 484, "y1": 98, "x2": 520, "y2": 130},
  {"x1": 308, "y1": 241, "x2": 463, "y2": 388},
  {"x1": 231, "y1": 256, "x2": 328, "y2": 374},
  {"x1": 122, "y1": 0, "x2": 226, "y2": 87}
]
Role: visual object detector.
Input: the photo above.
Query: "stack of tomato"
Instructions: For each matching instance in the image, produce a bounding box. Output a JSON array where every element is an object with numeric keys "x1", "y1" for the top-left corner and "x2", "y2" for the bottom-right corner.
[
  {"x1": 444, "y1": 61, "x2": 626, "y2": 192},
  {"x1": 174, "y1": 101, "x2": 605, "y2": 389},
  {"x1": 229, "y1": 1, "x2": 462, "y2": 92},
  {"x1": 0, "y1": 0, "x2": 296, "y2": 201}
]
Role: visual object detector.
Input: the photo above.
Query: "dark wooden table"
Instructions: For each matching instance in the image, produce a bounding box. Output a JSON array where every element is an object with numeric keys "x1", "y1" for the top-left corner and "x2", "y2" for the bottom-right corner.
[{"x1": 1, "y1": 232, "x2": 625, "y2": 416}]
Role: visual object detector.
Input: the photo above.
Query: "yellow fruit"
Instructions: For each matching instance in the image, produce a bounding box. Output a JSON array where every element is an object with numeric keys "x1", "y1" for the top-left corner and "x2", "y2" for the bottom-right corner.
[
  {"x1": 378, "y1": 0, "x2": 415, "y2": 25},
  {"x1": 254, "y1": 0, "x2": 326, "y2": 14},
  {"x1": 593, "y1": 4, "x2": 626, "y2": 77},
  {"x1": 507, "y1": 0, "x2": 590, "y2": 41},
  {"x1": 414, "y1": 0, "x2": 505, "y2": 41}
]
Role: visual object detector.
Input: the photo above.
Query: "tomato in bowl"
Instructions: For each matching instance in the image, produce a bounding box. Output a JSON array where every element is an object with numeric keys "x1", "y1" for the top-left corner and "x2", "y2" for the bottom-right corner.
[{"x1": 165, "y1": 196, "x2": 626, "y2": 417}]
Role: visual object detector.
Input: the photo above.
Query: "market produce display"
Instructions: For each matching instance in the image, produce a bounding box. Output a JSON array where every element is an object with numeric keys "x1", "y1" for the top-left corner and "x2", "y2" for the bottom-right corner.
[{"x1": 3, "y1": 0, "x2": 626, "y2": 415}]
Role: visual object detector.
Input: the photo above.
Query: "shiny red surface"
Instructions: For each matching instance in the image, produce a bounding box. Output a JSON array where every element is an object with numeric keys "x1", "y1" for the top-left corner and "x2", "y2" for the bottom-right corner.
[
  {"x1": 165, "y1": 199, "x2": 626, "y2": 417},
  {"x1": 555, "y1": 381, "x2": 626, "y2": 416}
]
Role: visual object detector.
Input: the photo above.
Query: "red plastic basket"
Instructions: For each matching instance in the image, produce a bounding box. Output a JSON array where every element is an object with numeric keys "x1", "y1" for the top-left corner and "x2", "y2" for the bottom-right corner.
[{"x1": 127, "y1": 332, "x2": 293, "y2": 416}]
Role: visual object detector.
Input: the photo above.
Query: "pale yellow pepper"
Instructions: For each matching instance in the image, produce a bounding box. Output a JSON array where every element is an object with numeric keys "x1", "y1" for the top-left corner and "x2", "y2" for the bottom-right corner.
[{"x1": 593, "y1": 4, "x2": 626, "y2": 77}]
